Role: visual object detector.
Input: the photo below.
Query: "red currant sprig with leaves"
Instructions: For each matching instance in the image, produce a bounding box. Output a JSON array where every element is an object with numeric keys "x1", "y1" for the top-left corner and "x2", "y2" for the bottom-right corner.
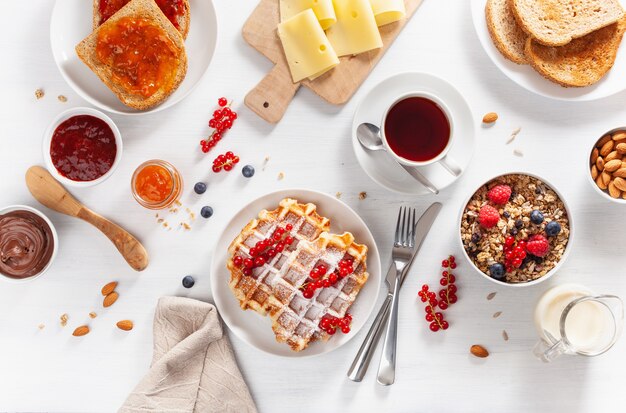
[
  {"x1": 417, "y1": 255, "x2": 459, "y2": 332},
  {"x1": 212, "y1": 151, "x2": 240, "y2": 172},
  {"x1": 200, "y1": 97, "x2": 238, "y2": 153}
]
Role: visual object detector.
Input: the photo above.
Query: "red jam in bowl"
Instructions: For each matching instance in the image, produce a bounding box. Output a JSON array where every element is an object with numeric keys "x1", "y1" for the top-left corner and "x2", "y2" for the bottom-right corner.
[{"x1": 50, "y1": 115, "x2": 117, "y2": 182}]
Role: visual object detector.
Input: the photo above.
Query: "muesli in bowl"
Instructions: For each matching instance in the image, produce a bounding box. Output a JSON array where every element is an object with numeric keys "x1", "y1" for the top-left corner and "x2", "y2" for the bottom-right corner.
[{"x1": 459, "y1": 173, "x2": 572, "y2": 286}]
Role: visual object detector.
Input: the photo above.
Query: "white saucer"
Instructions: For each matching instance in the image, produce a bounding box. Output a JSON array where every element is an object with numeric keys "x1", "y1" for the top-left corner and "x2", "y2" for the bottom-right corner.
[
  {"x1": 50, "y1": 0, "x2": 217, "y2": 115},
  {"x1": 210, "y1": 189, "x2": 382, "y2": 358},
  {"x1": 471, "y1": 0, "x2": 626, "y2": 101},
  {"x1": 352, "y1": 72, "x2": 476, "y2": 195}
]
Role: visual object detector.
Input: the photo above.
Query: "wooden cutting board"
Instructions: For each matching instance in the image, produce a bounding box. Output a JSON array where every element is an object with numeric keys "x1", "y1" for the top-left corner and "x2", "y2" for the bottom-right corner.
[{"x1": 243, "y1": 0, "x2": 424, "y2": 123}]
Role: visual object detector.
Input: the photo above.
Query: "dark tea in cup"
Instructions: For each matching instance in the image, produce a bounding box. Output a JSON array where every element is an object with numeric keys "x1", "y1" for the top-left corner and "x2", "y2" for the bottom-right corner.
[{"x1": 383, "y1": 96, "x2": 451, "y2": 163}]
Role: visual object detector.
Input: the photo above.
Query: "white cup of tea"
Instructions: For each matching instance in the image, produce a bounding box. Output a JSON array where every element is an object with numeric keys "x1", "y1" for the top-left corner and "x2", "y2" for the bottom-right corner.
[{"x1": 380, "y1": 92, "x2": 462, "y2": 176}]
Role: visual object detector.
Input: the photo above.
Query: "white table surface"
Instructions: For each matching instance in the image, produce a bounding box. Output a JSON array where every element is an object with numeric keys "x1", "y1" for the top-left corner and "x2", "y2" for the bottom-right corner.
[{"x1": 2, "y1": 1, "x2": 626, "y2": 412}]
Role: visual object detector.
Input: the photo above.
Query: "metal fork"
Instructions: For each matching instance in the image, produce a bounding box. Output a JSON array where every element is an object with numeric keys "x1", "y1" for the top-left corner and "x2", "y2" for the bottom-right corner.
[{"x1": 376, "y1": 206, "x2": 416, "y2": 386}]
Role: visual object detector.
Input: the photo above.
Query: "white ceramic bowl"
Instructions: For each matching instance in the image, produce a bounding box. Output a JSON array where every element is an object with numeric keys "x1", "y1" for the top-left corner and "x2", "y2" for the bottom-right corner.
[
  {"x1": 587, "y1": 127, "x2": 626, "y2": 205},
  {"x1": 42, "y1": 107, "x2": 123, "y2": 188},
  {"x1": 457, "y1": 172, "x2": 575, "y2": 288},
  {"x1": 0, "y1": 205, "x2": 59, "y2": 283}
]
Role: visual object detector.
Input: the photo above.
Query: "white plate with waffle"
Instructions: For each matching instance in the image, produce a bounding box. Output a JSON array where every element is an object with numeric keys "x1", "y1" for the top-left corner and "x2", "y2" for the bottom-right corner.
[{"x1": 210, "y1": 189, "x2": 381, "y2": 357}]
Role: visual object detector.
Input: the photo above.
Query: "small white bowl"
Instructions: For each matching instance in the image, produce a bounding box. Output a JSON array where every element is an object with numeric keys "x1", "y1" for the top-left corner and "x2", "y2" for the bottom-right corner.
[
  {"x1": 457, "y1": 172, "x2": 575, "y2": 288},
  {"x1": 587, "y1": 127, "x2": 626, "y2": 205},
  {"x1": 0, "y1": 205, "x2": 59, "y2": 283},
  {"x1": 42, "y1": 107, "x2": 123, "y2": 188}
]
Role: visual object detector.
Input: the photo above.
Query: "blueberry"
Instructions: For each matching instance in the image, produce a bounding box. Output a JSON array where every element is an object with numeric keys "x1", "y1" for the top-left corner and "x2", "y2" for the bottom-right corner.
[
  {"x1": 182, "y1": 275, "x2": 195, "y2": 288},
  {"x1": 530, "y1": 210, "x2": 544, "y2": 225},
  {"x1": 489, "y1": 263, "x2": 506, "y2": 281},
  {"x1": 546, "y1": 221, "x2": 561, "y2": 237},
  {"x1": 471, "y1": 233, "x2": 481, "y2": 243},
  {"x1": 242, "y1": 165, "x2": 255, "y2": 178},
  {"x1": 515, "y1": 219, "x2": 524, "y2": 229},
  {"x1": 194, "y1": 182, "x2": 207, "y2": 195},
  {"x1": 503, "y1": 211, "x2": 511, "y2": 219},
  {"x1": 200, "y1": 206, "x2": 213, "y2": 218},
  {"x1": 510, "y1": 228, "x2": 518, "y2": 236}
]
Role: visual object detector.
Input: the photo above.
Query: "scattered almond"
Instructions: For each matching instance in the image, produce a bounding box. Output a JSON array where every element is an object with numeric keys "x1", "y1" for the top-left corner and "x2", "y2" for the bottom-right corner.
[
  {"x1": 103, "y1": 291, "x2": 119, "y2": 308},
  {"x1": 35, "y1": 89, "x2": 45, "y2": 99},
  {"x1": 116, "y1": 320, "x2": 134, "y2": 331},
  {"x1": 101, "y1": 281, "x2": 118, "y2": 296},
  {"x1": 72, "y1": 326, "x2": 90, "y2": 337},
  {"x1": 482, "y1": 112, "x2": 498, "y2": 124},
  {"x1": 470, "y1": 344, "x2": 489, "y2": 358}
]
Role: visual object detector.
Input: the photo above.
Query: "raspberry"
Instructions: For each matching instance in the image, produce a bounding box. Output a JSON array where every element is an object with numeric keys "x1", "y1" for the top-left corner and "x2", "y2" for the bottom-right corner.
[
  {"x1": 478, "y1": 205, "x2": 500, "y2": 228},
  {"x1": 526, "y1": 235, "x2": 550, "y2": 257},
  {"x1": 487, "y1": 185, "x2": 512, "y2": 205}
]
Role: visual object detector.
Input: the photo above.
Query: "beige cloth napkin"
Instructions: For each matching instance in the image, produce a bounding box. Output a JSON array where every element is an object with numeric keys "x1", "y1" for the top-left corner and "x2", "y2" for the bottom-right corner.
[{"x1": 119, "y1": 297, "x2": 258, "y2": 413}]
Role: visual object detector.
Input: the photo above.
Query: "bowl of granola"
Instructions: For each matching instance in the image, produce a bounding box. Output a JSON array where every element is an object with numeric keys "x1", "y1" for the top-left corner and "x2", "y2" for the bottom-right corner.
[{"x1": 459, "y1": 173, "x2": 573, "y2": 287}]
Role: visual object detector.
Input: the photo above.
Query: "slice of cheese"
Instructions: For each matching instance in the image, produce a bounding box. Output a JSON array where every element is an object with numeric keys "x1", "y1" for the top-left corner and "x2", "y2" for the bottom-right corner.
[
  {"x1": 326, "y1": 0, "x2": 383, "y2": 57},
  {"x1": 370, "y1": 0, "x2": 406, "y2": 26},
  {"x1": 277, "y1": 9, "x2": 340, "y2": 83},
  {"x1": 280, "y1": 0, "x2": 337, "y2": 30}
]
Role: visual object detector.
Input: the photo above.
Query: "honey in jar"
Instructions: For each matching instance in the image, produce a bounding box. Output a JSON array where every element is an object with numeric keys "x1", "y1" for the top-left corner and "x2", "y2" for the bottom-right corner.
[{"x1": 131, "y1": 160, "x2": 182, "y2": 209}]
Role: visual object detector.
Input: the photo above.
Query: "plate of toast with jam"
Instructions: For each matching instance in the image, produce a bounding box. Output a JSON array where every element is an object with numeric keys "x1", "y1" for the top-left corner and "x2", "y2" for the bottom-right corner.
[{"x1": 50, "y1": 0, "x2": 217, "y2": 115}]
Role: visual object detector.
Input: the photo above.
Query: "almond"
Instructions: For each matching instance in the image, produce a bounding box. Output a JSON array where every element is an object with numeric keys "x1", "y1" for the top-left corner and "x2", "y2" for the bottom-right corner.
[
  {"x1": 613, "y1": 168, "x2": 626, "y2": 178},
  {"x1": 608, "y1": 181, "x2": 622, "y2": 198},
  {"x1": 602, "y1": 171, "x2": 612, "y2": 186},
  {"x1": 604, "y1": 159, "x2": 622, "y2": 172},
  {"x1": 614, "y1": 177, "x2": 626, "y2": 192},
  {"x1": 116, "y1": 320, "x2": 133, "y2": 331},
  {"x1": 605, "y1": 151, "x2": 619, "y2": 162},
  {"x1": 598, "y1": 134, "x2": 613, "y2": 147},
  {"x1": 617, "y1": 143, "x2": 626, "y2": 155},
  {"x1": 470, "y1": 344, "x2": 489, "y2": 358},
  {"x1": 591, "y1": 165, "x2": 599, "y2": 180},
  {"x1": 613, "y1": 131, "x2": 626, "y2": 142},
  {"x1": 596, "y1": 174, "x2": 608, "y2": 190},
  {"x1": 591, "y1": 147, "x2": 599, "y2": 164},
  {"x1": 101, "y1": 281, "x2": 118, "y2": 296},
  {"x1": 600, "y1": 140, "x2": 615, "y2": 157},
  {"x1": 103, "y1": 291, "x2": 119, "y2": 308},
  {"x1": 482, "y1": 112, "x2": 498, "y2": 124},
  {"x1": 596, "y1": 156, "x2": 605, "y2": 171},
  {"x1": 73, "y1": 325, "x2": 90, "y2": 336}
]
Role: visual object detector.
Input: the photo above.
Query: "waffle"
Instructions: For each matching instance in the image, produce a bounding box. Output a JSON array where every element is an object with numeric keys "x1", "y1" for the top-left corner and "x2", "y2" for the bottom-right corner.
[{"x1": 227, "y1": 198, "x2": 370, "y2": 352}]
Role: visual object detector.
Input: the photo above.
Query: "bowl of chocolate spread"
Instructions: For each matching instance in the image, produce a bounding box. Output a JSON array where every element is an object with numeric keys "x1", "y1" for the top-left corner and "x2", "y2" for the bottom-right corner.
[{"x1": 0, "y1": 205, "x2": 58, "y2": 282}]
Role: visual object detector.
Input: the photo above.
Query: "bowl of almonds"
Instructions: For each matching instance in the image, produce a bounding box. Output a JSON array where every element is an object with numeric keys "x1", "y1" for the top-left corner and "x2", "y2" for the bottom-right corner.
[{"x1": 589, "y1": 128, "x2": 626, "y2": 203}]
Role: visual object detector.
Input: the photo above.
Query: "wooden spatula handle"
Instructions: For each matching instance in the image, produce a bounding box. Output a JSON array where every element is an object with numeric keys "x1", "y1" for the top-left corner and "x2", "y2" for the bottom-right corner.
[
  {"x1": 245, "y1": 63, "x2": 300, "y2": 123},
  {"x1": 76, "y1": 208, "x2": 149, "y2": 272}
]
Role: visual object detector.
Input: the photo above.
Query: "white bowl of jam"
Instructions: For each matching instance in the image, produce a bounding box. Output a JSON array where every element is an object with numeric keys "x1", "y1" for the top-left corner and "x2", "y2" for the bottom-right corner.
[{"x1": 42, "y1": 107, "x2": 123, "y2": 187}]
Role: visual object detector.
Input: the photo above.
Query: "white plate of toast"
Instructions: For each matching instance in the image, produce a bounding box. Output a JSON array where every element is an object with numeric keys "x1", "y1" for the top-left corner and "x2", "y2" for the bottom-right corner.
[
  {"x1": 50, "y1": 0, "x2": 217, "y2": 115},
  {"x1": 210, "y1": 189, "x2": 382, "y2": 357},
  {"x1": 472, "y1": 0, "x2": 626, "y2": 101}
]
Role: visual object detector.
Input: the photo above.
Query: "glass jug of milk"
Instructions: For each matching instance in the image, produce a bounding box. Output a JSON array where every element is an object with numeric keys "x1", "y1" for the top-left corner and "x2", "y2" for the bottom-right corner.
[{"x1": 533, "y1": 284, "x2": 623, "y2": 362}]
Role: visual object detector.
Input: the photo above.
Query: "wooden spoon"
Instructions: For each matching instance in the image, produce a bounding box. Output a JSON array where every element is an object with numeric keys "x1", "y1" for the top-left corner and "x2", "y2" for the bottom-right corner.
[{"x1": 25, "y1": 166, "x2": 149, "y2": 272}]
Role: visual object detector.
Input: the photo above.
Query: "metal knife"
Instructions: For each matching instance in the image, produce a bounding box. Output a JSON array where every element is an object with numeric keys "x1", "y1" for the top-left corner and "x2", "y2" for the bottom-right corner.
[{"x1": 347, "y1": 202, "x2": 442, "y2": 382}]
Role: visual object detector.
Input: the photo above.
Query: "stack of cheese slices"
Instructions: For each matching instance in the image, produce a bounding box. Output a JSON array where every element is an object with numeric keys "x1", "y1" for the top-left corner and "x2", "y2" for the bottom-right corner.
[
  {"x1": 486, "y1": 0, "x2": 626, "y2": 87},
  {"x1": 278, "y1": 0, "x2": 407, "y2": 83},
  {"x1": 76, "y1": 0, "x2": 190, "y2": 110}
]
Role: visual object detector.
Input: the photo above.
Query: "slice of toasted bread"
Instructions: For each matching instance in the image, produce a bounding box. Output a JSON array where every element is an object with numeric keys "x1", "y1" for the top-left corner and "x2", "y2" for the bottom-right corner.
[
  {"x1": 486, "y1": 0, "x2": 529, "y2": 64},
  {"x1": 77, "y1": 0, "x2": 188, "y2": 110},
  {"x1": 525, "y1": 18, "x2": 626, "y2": 87},
  {"x1": 93, "y1": 0, "x2": 190, "y2": 39},
  {"x1": 511, "y1": 0, "x2": 624, "y2": 46}
]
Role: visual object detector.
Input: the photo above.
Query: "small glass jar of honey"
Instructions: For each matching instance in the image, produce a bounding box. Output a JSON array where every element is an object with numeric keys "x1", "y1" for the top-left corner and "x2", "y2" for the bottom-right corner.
[{"x1": 131, "y1": 160, "x2": 183, "y2": 210}]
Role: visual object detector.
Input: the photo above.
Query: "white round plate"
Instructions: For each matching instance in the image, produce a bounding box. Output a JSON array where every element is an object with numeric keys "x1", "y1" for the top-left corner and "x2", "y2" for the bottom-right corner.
[
  {"x1": 352, "y1": 72, "x2": 476, "y2": 195},
  {"x1": 210, "y1": 189, "x2": 382, "y2": 358},
  {"x1": 471, "y1": 0, "x2": 626, "y2": 101},
  {"x1": 50, "y1": 0, "x2": 217, "y2": 115}
]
